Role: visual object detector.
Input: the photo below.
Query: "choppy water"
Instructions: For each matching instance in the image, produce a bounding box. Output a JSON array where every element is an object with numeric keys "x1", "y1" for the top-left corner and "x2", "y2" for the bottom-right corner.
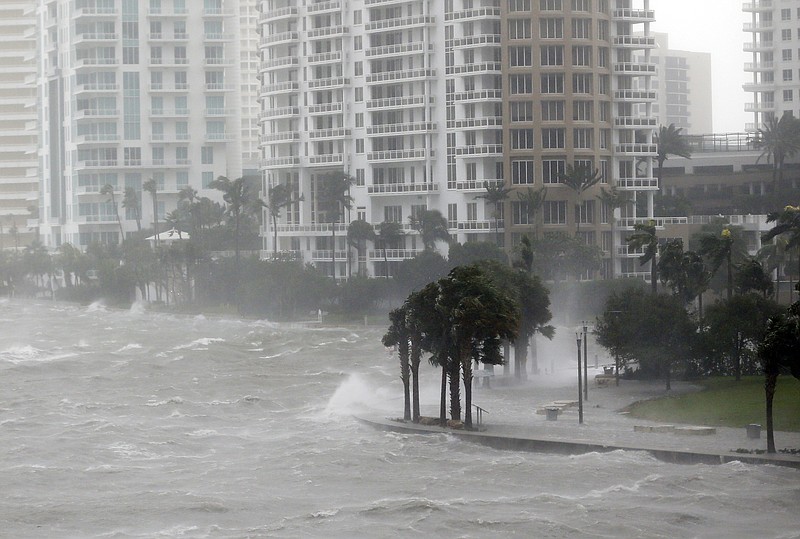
[{"x1": 1, "y1": 299, "x2": 798, "y2": 538}]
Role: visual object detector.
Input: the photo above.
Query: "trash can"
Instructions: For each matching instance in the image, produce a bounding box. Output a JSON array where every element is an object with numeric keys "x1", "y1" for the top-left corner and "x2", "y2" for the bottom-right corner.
[
  {"x1": 746, "y1": 424, "x2": 761, "y2": 439},
  {"x1": 545, "y1": 407, "x2": 559, "y2": 421}
]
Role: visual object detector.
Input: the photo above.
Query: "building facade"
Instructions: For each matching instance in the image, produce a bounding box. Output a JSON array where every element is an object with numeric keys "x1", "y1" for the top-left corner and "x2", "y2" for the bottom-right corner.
[
  {"x1": 0, "y1": 1, "x2": 39, "y2": 250},
  {"x1": 259, "y1": 0, "x2": 657, "y2": 280},
  {"x1": 36, "y1": 0, "x2": 250, "y2": 249},
  {"x1": 744, "y1": 0, "x2": 800, "y2": 131}
]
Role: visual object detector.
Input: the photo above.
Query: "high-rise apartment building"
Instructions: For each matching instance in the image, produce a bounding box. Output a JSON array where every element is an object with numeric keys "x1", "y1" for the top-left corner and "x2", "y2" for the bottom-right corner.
[
  {"x1": 646, "y1": 33, "x2": 712, "y2": 134},
  {"x1": 744, "y1": 0, "x2": 800, "y2": 130},
  {"x1": 259, "y1": 0, "x2": 657, "y2": 281},
  {"x1": 0, "y1": 1, "x2": 38, "y2": 250},
  {"x1": 37, "y1": 0, "x2": 250, "y2": 249}
]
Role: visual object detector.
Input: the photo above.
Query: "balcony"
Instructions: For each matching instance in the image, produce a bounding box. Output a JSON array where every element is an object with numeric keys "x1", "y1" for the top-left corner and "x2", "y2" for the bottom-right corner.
[
  {"x1": 206, "y1": 83, "x2": 236, "y2": 92},
  {"x1": 149, "y1": 83, "x2": 189, "y2": 93},
  {"x1": 614, "y1": 116, "x2": 657, "y2": 128},
  {"x1": 446, "y1": 62, "x2": 502, "y2": 76},
  {"x1": 261, "y1": 131, "x2": 300, "y2": 143},
  {"x1": 76, "y1": 159, "x2": 118, "y2": 169},
  {"x1": 743, "y1": 81, "x2": 776, "y2": 92},
  {"x1": 309, "y1": 128, "x2": 351, "y2": 140},
  {"x1": 366, "y1": 68, "x2": 436, "y2": 84},
  {"x1": 75, "y1": 57, "x2": 119, "y2": 68},
  {"x1": 613, "y1": 35, "x2": 656, "y2": 48},
  {"x1": 615, "y1": 143, "x2": 657, "y2": 156},
  {"x1": 203, "y1": 8, "x2": 234, "y2": 17},
  {"x1": 367, "y1": 183, "x2": 439, "y2": 195},
  {"x1": 312, "y1": 250, "x2": 349, "y2": 261},
  {"x1": 367, "y1": 149, "x2": 432, "y2": 162},
  {"x1": 452, "y1": 89, "x2": 502, "y2": 102},
  {"x1": 259, "y1": 6, "x2": 298, "y2": 22},
  {"x1": 275, "y1": 223, "x2": 347, "y2": 234},
  {"x1": 260, "y1": 56, "x2": 299, "y2": 72},
  {"x1": 455, "y1": 144, "x2": 503, "y2": 157},
  {"x1": 203, "y1": 57, "x2": 233, "y2": 66},
  {"x1": 454, "y1": 179, "x2": 504, "y2": 191},
  {"x1": 744, "y1": 61, "x2": 774, "y2": 71},
  {"x1": 75, "y1": 133, "x2": 120, "y2": 144},
  {"x1": 611, "y1": 9, "x2": 655, "y2": 22},
  {"x1": 259, "y1": 32, "x2": 300, "y2": 47},
  {"x1": 146, "y1": 8, "x2": 188, "y2": 17},
  {"x1": 149, "y1": 108, "x2": 189, "y2": 117},
  {"x1": 364, "y1": 16, "x2": 435, "y2": 32},
  {"x1": 205, "y1": 108, "x2": 235, "y2": 117},
  {"x1": 307, "y1": 51, "x2": 342, "y2": 64},
  {"x1": 366, "y1": 95, "x2": 433, "y2": 110},
  {"x1": 743, "y1": 21, "x2": 774, "y2": 31},
  {"x1": 205, "y1": 132, "x2": 233, "y2": 142},
  {"x1": 74, "y1": 32, "x2": 118, "y2": 43},
  {"x1": 614, "y1": 62, "x2": 656, "y2": 75},
  {"x1": 743, "y1": 41, "x2": 774, "y2": 52},
  {"x1": 307, "y1": 77, "x2": 350, "y2": 89},
  {"x1": 745, "y1": 101, "x2": 775, "y2": 112},
  {"x1": 614, "y1": 89, "x2": 656, "y2": 102},
  {"x1": 366, "y1": 42, "x2": 425, "y2": 59},
  {"x1": 260, "y1": 156, "x2": 301, "y2": 168},
  {"x1": 307, "y1": 25, "x2": 348, "y2": 40},
  {"x1": 368, "y1": 249, "x2": 419, "y2": 261},
  {"x1": 308, "y1": 154, "x2": 344, "y2": 166},
  {"x1": 259, "y1": 81, "x2": 299, "y2": 96},
  {"x1": 445, "y1": 7, "x2": 501, "y2": 21},
  {"x1": 74, "y1": 83, "x2": 119, "y2": 94},
  {"x1": 616, "y1": 177, "x2": 658, "y2": 190},
  {"x1": 74, "y1": 108, "x2": 119, "y2": 119},
  {"x1": 73, "y1": 7, "x2": 118, "y2": 18},
  {"x1": 743, "y1": 0, "x2": 773, "y2": 11},
  {"x1": 448, "y1": 34, "x2": 502, "y2": 48},
  {"x1": 307, "y1": 1, "x2": 341, "y2": 13},
  {"x1": 366, "y1": 122, "x2": 436, "y2": 136},
  {"x1": 448, "y1": 116, "x2": 503, "y2": 130},
  {"x1": 306, "y1": 102, "x2": 343, "y2": 115},
  {"x1": 455, "y1": 220, "x2": 497, "y2": 231}
]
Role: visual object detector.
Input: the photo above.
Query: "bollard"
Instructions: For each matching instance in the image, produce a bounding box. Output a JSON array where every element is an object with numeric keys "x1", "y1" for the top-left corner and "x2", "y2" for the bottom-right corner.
[{"x1": 545, "y1": 407, "x2": 559, "y2": 421}]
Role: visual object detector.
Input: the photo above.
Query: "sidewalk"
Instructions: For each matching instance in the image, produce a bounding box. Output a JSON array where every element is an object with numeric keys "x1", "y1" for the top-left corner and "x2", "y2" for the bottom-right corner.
[{"x1": 377, "y1": 375, "x2": 800, "y2": 467}]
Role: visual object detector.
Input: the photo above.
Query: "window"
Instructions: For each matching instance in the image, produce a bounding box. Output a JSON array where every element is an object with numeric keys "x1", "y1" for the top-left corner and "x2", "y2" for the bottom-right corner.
[
  {"x1": 573, "y1": 73, "x2": 592, "y2": 94},
  {"x1": 124, "y1": 147, "x2": 141, "y2": 166},
  {"x1": 597, "y1": 47, "x2": 608, "y2": 68},
  {"x1": 467, "y1": 203, "x2": 478, "y2": 221},
  {"x1": 542, "y1": 158, "x2": 566, "y2": 183},
  {"x1": 540, "y1": 45, "x2": 564, "y2": 66},
  {"x1": 509, "y1": 0, "x2": 531, "y2": 11},
  {"x1": 356, "y1": 139, "x2": 364, "y2": 153},
  {"x1": 572, "y1": 0, "x2": 590, "y2": 10},
  {"x1": 573, "y1": 101, "x2": 593, "y2": 121},
  {"x1": 542, "y1": 128, "x2": 565, "y2": 149},
  {"x1": 509, "y1": 46, "x2": 532, "y2": 67},
  {"x1": 541, "y1": 100, "x2": 564, "y2": 121},
  {"x1": 571, "y1": 18, "x2": 591, "y2": 39},
  {"x1": 511, "y1": 201, "x2": 531, "y2": 225},
  {"x1": 785, "y1": 69, "x2": 793, "y2": 82},
  {"x1": 576, "y1": 200, "x2": 595, "y2": 224},
  {"x1": 540, "y1": 18, "x2": 563, "y2": 39},
  {"x1": 354, "y1": 9, "x2": 362, "y2": 24},
  {"x1": 202, "y1": 171, "x2": 213, "y2": 188},
  {"x1": 201, "y1": 146, "x2": 214, "y2": 164},
  {"x1": 782, "y1": 29, "x2": 792, "y2": 41},
  {"x1": 355, "y1": 113, "x2": 364, "y2": 128},
  {"x1": 355, "y1": 61, "x2": 363, "y2": 76},
  {"x1": 508, "y1": 19, "x2": 532, "y2": 39},
  {"x1": 544, "y1": 201, "x2": 567, "y2": 224},
  {"x1": 510, "y1": 74, "x2": 533, "y2": 94},
  {"x1": 539, "y1": 0, "x2": 562, "y2": 9},
  {"x1": 541, "y1": 73, "x2": 564, "y2": 93},
  {"x1": 510, "y1": 101, "x2": 534, "y2": 122},
  {"x1": 784, "y1": 89, "x2": 793, "y2": 102},
  {"x1": 355, "y1": 87, "x2": 363, "y2": 102},
  {"x1": 384, "y1": 205, "x2": 402, "y2": 223},
  {"x1": 784, "y1": 49, "x2": 793, "y2": 61},
  {"x1": 356, "y1": 169, "x2": 365, "y2": 186},
  {"x1": 354, "y1": 35, "x2": 362, "y2": 50},
  {"x1": 782, "y1": 8, "x2": 791, "y2": 21},
  {"x1": 511, "y1": 129, "x2": 535, "y2": 149},
  {"x1": 511, "y1": 160, "x2": 535, "y2": 184},
  {"x1": 572, "y1": 45, "x2": 592, "y2": 67}
]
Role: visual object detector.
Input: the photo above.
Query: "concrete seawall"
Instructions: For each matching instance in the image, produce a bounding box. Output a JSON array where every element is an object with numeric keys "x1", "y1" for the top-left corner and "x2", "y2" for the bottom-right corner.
[{"x1": 355, "y1": 416, "x2": 800, "y2": 469}]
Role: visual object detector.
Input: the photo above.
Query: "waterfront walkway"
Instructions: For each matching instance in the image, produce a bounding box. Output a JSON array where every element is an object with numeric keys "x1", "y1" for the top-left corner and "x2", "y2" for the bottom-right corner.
[{"x1": 357, "y1": 376, "x2": 800, "y2": 469}]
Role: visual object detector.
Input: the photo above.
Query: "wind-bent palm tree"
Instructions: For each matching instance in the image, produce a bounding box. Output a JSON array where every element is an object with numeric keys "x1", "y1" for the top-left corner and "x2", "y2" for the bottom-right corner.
[
  {"x1": 698, "y1": 227, "x2": 738, "y2": 301},
  {"x1": 383, "y1": 306, "x2": 411, "y2": 421},
  {"x1": 347, "y1": 219, "x2": 375, "y2": 277},
  {"x1": 516, "y1": 186, "x2": 548, "y2": 243},
  {"x1": 559, "y1": 164, "x2": 602, "y2": 236},
  {"x1": 317, "y1": 171, "x2": 354, "y2": 278},
  {"x1": 408, "y1": 209, "x2": 450, "y2": 252},
  {"x1": 764, "y1": 205, "x2": 800, "y2": 301},
  {"x1": 376, "y1": 221, "x2": 404, "y2": 278},
  {"x1": 758, "y1": 235, "x2": 790, "y2": 302},
  {"x1": 755, "y1": 114, "x2": 800, "y2": 188},
  {"x1": 267, "y1": 183, "x2": 302, "y2": 257},
  {"x1": 658, "y1": 239, "x2": 710, "y2": 314},
  {"x1": 143, "y1": 178, "x2": 160, "y2": 247},
  {"x1": 100, "y1": 184, "x2": 125, "y2": 243},
  {"x1": 123, "y1": 187, "x2": 142, "y2": 232},
  {"x1": 475, "y1": 181, "x2": 511, "y2": 246},
  {"x1": 210, "y1": 175, "x2": 265, "y2": 272},
  {"x1": 655, "y1": 124, "x2": 692, "y2": 185},
  {"x1": 627, "y1": 220, "x2": 659, "y2": 294},
  {"x1": 598, "y1": 186, "x2": 630, "y2": 279}
]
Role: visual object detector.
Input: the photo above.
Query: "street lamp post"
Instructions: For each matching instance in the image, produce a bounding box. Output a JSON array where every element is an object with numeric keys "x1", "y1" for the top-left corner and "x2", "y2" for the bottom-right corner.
[
  {"x1": 583, "y1": 321, "x2": 589, "y2": 402},
  {"x1": 576, "y1": 332, "x2": 584, "y2": 424}
]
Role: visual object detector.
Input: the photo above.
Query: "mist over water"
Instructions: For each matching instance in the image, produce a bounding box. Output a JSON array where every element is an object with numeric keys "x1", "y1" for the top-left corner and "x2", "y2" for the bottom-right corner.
[{"x1": 1, "y1": 299, "x2": 798, "y2": 538}]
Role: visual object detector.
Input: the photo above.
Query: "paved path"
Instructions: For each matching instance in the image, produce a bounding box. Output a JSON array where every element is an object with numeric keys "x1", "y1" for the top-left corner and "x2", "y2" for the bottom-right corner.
[{"x1": 364, "y1": 375, "x2": 800, "y2": 468}]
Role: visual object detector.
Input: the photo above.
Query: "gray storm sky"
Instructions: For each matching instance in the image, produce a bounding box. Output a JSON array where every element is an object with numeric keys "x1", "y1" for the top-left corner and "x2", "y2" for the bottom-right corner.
[{"x1": 652, "y1": 0, "x2": 749, "y2": 134}]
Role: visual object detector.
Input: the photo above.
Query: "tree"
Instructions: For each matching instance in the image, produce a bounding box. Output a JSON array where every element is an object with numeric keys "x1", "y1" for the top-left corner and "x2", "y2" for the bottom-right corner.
[
  {"x1": 317, "y1": 171, "x2": 354, "y2": 278},
  {"x1": 210, "y1": 175, "x2": 265, "y2": 273},
  {"x1": 475, "y1": 181, "x2": 511, "y2": 246},
  {"x1": 758, "y1": 304, "x2": 800, "y2": 453},
  {"x1": 626, "y1": 220, "x2": 659, "y2": 294},
  {"x1": 143, "y1": 178, "x2": 160, "y2": 246},
  {"x1": 758, "y1": 235, "x2": 790, "y2": 302},
  {"x1": 598, "y1": 187, "x2": 630, "y2": 279},
  {"x1": 755, "y1": 114, "x2": 800, "y2": 187},
  {"x1": 100, "y1": 184, "x2": 125, "y2": 242},
  {"x1": 516, "y1": 186, "x2": 547, "y2": 240},
  {"x1": 658, "y1": 239, "x2": 710, "y2": 313},
  {"x1": 408, "y1": 209, "x2": 450, "y2": 252},
  {"x1": 698, "y1": 227, "x2": 738, "y2": 301},
  {"x1": 383, "y1": 306, "x2": 411, "y2": 421},
  {"x1": 347, "y1": 219, "x2": 375, "y2": 277},
  {"x1": 763, "y1": 204, "x2": 800, "y2": 302},
  {"x1": 559, "y1": 164, "x2": 602, "y2": 235},
  {"x1": 735, "y1": 258, "x2": 774, "y2": 297},
  {"x1": 123, "y1": 187, "x2": 142, "y2": 232},
  {"x1": 267, "y1": 183, "x2": 302, "y2": 257},
  {"x1": 375, "y1": 221, "x2": 404, "y2": 278},
  {"x1": 655, "y1": 124, "x2": 692, "y2": 185}
]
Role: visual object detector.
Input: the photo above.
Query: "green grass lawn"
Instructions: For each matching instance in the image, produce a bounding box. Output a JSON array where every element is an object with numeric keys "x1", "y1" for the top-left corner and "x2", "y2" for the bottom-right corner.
[{"x1": 626, "y1": 376, "x2": 800, "y2": 432}]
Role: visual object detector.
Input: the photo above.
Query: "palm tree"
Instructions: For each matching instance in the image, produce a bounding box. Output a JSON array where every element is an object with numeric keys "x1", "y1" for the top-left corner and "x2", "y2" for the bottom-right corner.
[
  {"x1": 559, "y1": 164, "x2": 602, "y2": 236},
  {"x1": 516, "y1": 186, "x2": 547, "y2": 240},
  {"x1": 627, "y1": 220, "x2": 658, "y2": 294},
  {"x1": 383, "y1": 306, "x2": 411, "y2": 421},
  {"x1": 408, "y1": 209, "x2": 450, "y2": 252},
  {"x1": 758, "y1": 235, "x2": 790, "y2": 302},
  {"x1": 267, "y1": 183, "x2": 301, "y2": 257},
  {"x1": 143, "y1": 178, "x2": 160, "y2": 247},
  {"x1": 658, "y1": 239, "x2": 710, "y2": 314},
  {"x1": 122, "y1": 187, "x2": 142, "y2": 232},
  {"x1": 655, "y1": 124, "x2": 692, "y2": 185},
  {"x1": 317, "y1": 171, "x2": 354, "y2": 278},
  {"x1": 755, "y1": 114, "x2": 800, "y2": 188},
  {"x1": 100, "y1": 184, "x2": 125, "y2": 242},
  {"x1": 475, "y1": 181, "x2": 511, "y2": 246},
  {"x1": 376, "y1": 221, "x2": 404, "y2": 278},
  {"x1": 598, "y1": 186, "x2": 630, "y2": 279},
  {"x1": 347, "y1": 219, "x2": 375, "y2": 277},
  {"x1": 210, "y1": 175, "x2": 265, "y2": 271},
  {"x1": 763, "y1": 205, "x2": 800, "y2": 301},
  {"x1": 698, "y1": 227, "x2": 738, "y2": 301}
]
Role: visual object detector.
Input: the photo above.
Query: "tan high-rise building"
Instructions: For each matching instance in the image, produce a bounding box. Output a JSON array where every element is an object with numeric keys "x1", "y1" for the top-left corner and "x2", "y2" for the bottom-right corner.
[{"x1": 0, "y1": 1, "x2": 38, "y2": 250}]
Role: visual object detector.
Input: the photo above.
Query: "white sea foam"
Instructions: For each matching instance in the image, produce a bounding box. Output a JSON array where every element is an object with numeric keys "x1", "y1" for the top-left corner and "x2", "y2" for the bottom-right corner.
[{"x1": 174, "y1": 337, "x2": 225, "y2": 350}]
